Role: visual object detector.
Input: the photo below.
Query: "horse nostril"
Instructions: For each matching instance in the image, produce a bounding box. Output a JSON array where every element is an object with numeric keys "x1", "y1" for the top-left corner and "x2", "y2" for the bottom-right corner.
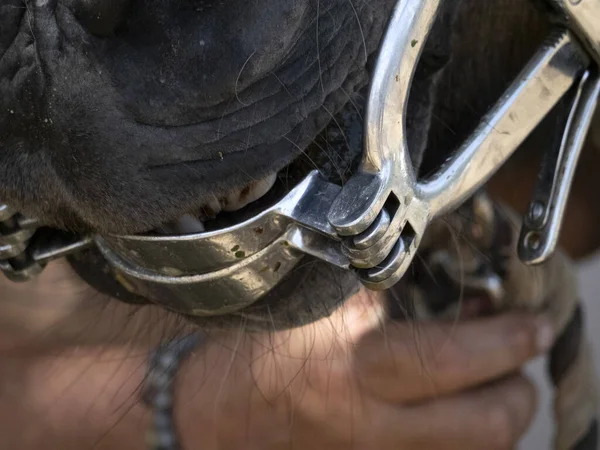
[{"x1": 64, "y1": 0, "x2": 131, "y2": 36}]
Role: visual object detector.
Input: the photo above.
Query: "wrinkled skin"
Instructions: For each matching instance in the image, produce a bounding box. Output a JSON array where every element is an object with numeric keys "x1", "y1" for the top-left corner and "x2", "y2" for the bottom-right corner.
[
  {"x1": 1, "y1": 0, "x2": 398, "y2": 233},
  {"x1": 1, "y1": 0, "x2": 599, "y2": 329}
]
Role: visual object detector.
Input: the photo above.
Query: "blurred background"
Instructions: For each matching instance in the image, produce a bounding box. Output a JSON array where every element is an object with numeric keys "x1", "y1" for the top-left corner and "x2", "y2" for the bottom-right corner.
[{"x1": 520, "y1": 254, "x2": 600, "y2": 449}]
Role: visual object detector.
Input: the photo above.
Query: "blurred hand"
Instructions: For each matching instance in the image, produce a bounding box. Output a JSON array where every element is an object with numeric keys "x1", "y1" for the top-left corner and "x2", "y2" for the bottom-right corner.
[
  {"x1": 178, "y1": 289, "x2": 552, "y2": 450},
  {"x1": 0, "y1": 261, "x2": 551, "y2": 450}
]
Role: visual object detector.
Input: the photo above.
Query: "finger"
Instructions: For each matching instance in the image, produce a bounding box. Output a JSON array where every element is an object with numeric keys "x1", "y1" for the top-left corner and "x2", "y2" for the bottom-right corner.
[
  {"x1": 367, "y1": 374, "x2": 537, "y2": 450},
  {"x1": 353, "y1": 312, "x2": 552, "y2": 402}
]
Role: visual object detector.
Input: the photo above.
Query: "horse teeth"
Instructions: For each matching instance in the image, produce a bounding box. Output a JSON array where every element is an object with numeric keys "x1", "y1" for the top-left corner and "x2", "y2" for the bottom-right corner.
[
  {"x1": 175, "y1": 214, "x2": 206, "y2": 233},
  {"x1": 156, "y1": 173, "x2": 277, "y2": 234},
  {"x1": 221, "y1": 173, "x2": 277, "y2": 212},
  {"x1": 158, "y1": 214, "x2": 205, "y2": 234},
  {"x1": 206, "y1": 196, "x2": 222, "y2": 216}
]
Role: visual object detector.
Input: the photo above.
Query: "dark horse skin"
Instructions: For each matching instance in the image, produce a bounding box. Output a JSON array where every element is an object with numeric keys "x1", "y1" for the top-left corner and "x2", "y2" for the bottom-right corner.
[{"x1": 1, "y1": 0, "x2": 598, "y2": 329}]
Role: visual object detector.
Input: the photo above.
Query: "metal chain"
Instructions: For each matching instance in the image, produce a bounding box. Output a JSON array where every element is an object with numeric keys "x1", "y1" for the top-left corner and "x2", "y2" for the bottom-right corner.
[{"x1": 0, "y1": 202, "x2": 94, "y2": 282}]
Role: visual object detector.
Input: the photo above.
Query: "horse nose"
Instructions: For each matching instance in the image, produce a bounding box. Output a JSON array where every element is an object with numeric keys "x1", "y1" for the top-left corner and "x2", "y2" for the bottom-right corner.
[{"x1": 64, "y1": 0, "x2": 131, "y2": 36}]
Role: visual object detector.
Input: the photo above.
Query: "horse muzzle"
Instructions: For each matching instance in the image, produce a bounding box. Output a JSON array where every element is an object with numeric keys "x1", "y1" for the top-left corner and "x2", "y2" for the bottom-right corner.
[{"x1": 2, "y1": 0, "x2": 600, "y2": 318}]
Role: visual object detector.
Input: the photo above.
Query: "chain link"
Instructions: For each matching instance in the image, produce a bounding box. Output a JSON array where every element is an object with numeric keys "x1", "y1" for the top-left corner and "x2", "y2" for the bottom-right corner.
[{"x1": 0, "y1": 203, "x2": 94, "y2": 282}]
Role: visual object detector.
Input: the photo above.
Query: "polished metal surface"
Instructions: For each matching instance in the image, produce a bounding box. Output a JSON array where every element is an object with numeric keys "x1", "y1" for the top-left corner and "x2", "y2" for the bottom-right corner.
[
  {"x1": 328, "y1": 7, "x2": 589, "y2": 289},
  {"x1": 96, "y1": 172, "x2": 350, "y2": 315},
  {"x1": 519, "y1": 69, "x2": 600, "y2": 264},
  {"x1": 100, "y1": 173, "x2": 345, "y2": 276},
  {"x1": 97, "y1": 229, "x2": 308, "y2": 316},
  {"x1": 0, "y1": 204, "x2": 43, "y2": 281},
  {"x1": 97, "y1": 0, "x2": 600, "y2": 316},
  {"x1": 515, "y1": 0, "x2": 600, "y2": 264}
]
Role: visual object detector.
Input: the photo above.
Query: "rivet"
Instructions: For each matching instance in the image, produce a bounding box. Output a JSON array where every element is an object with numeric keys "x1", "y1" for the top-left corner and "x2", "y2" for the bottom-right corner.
[{"x1": 528, "y1": 201, "x2": 545, "y2": 222}]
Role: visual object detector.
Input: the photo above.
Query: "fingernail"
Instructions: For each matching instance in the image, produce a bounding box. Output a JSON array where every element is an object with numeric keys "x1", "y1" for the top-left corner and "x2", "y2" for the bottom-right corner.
[{"x1": 535, "y1": 315, "x2": 554, "y2": 352}]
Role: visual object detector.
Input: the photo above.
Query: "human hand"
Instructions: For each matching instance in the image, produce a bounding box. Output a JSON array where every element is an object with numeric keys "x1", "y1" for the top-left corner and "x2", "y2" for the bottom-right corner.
[
  {"x1": 178, "y1": 289, "x2": 552, "y2": 450},
  {"x1": 0, "y1": 261, "x2": 550, "y2": 450}
]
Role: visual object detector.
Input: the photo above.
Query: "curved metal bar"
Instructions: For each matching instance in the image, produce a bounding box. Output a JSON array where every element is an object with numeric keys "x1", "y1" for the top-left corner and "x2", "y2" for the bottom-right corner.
[
  {"x1": 519, "y1": 69, "x2": 600, "y2": 264},
  {"x1": 418, "y1": 30, "x2": 589, "y2": 217},
  {"x1": 330, "y1": 25, "x2": 590, "y2": 290},
  {"x1": 96, "y1": 172, "x2": 351, "y2": 316},
  {"x1": 328, "y1": 0, "x2": 442, "y2": 236},
  {"x1": 97, "y1": 0, "x2": 600, "y2": 313}
]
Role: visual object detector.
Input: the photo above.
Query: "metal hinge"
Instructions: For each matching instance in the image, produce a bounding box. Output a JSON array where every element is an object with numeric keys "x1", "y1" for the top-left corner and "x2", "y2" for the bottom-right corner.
[{"x1": 0, "y1": 203, "x2": 93, "y2": 282}]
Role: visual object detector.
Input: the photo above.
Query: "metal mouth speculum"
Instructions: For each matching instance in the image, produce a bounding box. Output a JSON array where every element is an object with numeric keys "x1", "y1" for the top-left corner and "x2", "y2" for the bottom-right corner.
[{"x1": 97, "y1": 0, "x2": 600, "y2": 317}]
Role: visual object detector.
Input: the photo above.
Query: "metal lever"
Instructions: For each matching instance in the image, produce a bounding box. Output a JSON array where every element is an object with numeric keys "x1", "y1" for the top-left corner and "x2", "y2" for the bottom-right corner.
[
  {"x1": 99, "y1": 0, "x2": 599, "y2": 317},
  {"x1": 518, "y1": 0, "x2": 600, "y2": 264},
  {"x1": 519, "y1": 70, "x2": 600, "y2": 264},
  {"x1": 327, "y1": 0, "x2": 590, "y2": 290}
]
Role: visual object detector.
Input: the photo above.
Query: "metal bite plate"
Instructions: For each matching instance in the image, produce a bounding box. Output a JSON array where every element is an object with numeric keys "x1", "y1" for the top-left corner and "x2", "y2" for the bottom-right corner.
[{"x1": 99, "y1": 0, "x2": 599, "y2": 316}]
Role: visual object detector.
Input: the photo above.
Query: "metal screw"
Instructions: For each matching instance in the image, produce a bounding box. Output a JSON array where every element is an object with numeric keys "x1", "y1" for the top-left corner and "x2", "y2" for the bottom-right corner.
[{"x1": 525, "y1": 231, "x2": 541, "y2": 251}]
